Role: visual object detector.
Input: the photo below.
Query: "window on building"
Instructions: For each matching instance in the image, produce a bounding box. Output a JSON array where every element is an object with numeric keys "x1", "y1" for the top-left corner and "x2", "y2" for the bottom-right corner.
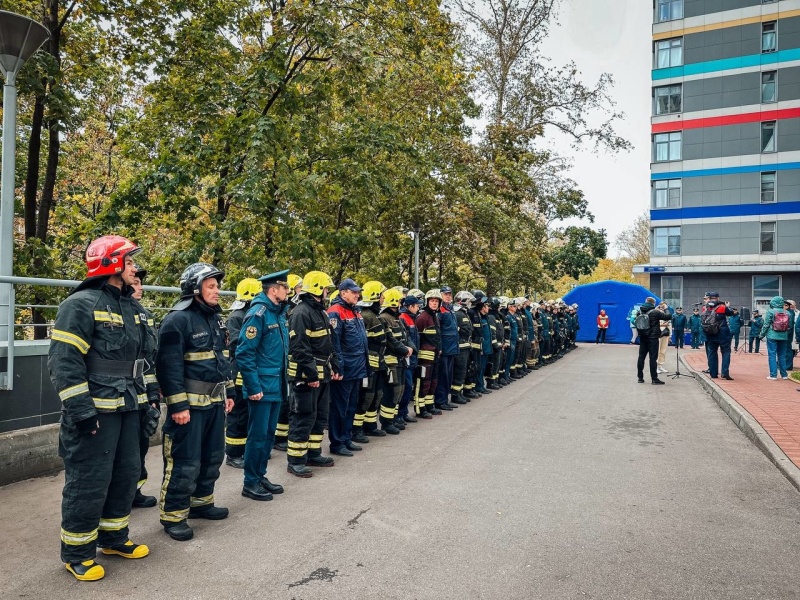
[
  {"x1": 655, "y1": 38, "x2": 683, "y2": 69},
  {"x1": 762, "y1": 121, "x2": 776, "y2": 153},
  {"x1": 762, "y1": 22, "x2": 777, "y2": 53},
  {"x1": 653, "y1": 84, "x2": 682, "y2": 115},
  {"x1": 653, "y1": 226, "x2": 681, "y2": 256},
  {"x1": 761, "y1": 222, "x2": 776, "y2": 253},
  {"x1": 761, "y1": 172, "x2": 776, "y2": 203},
  {"x1": 653, "y1": 179, "x2": 682, "y2": 208},
  {"x1": 762, "y1": 71, "x2": 777, "y2": 103},
  {"x1": 661, "y1": 277, "x2": 683, "y2": 311},
  {"x1": 656, "y1": 0, "x2": 683, "y2": 22},
  {"x1": 654, "y1": 132, "x2": 682, "y2": 162},
  {"x1": 753, "y1": 275, "x2": 781, "y2": 314}
]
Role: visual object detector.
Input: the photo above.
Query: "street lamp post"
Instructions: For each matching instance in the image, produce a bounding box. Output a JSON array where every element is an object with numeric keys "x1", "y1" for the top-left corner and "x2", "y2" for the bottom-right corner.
[{"x1": 0, "y1": 12, "x2": 49, "y2": 344}]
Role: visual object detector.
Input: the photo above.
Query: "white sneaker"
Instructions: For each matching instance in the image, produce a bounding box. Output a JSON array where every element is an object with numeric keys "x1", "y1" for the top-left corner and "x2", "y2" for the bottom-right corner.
[
  {"x1": 767, "y1": 376, "x2": 777, "y2": 380},
  {"x1": 781, "y1": 376, "x2": 789, "y2": 380}
]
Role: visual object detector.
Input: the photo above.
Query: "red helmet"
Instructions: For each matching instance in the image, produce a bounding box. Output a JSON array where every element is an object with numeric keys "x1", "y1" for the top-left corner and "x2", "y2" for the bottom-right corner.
[{"x1": 85, "y1": 235, "x2": 141, "y2": 277}]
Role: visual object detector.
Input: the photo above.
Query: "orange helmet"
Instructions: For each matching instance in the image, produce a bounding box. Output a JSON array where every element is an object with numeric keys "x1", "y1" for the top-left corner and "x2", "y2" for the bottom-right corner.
[{"x1": 86, "y1": 235, "x2": 141, "y2": 278}]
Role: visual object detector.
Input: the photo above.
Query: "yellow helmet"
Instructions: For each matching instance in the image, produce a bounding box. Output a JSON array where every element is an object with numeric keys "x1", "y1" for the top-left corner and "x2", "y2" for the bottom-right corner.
[
  {"x1": 362, "y1": 280, "x2": 387, "y2": 303},
  {"x1": 329, "y1": 289, "x2": 339, "y2": 302},
  {"x1": 236, "y1": 278, "x2": 261, "y2": 301},
  {"x1": 301, "y1": 271, "x2": 335, "y2": 296},
  {"x1": 382, "y1": 288, "x2": 403, "y2": 308},
  {"x1": 287, "y1": 273, "x2": 303, "y2": 298}
]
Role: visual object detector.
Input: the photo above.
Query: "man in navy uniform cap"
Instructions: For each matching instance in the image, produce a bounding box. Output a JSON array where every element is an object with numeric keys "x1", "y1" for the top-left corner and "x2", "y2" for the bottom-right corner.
[{"x1": 236, "y1": 270, "x2": 290, "y2": 500}]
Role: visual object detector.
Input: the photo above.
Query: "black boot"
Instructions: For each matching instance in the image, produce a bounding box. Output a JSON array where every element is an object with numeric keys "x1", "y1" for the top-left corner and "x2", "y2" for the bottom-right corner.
[
  {"x1": 287, "y1": 463, "x2": 313, "y2": 478},
  {"x1": 188, "y1": 504, "x2": 229, "y2": 520},
  {"x1": 352, "y1": 427, "x2": 370, "y2": 443},
  {"x1": 132, "y1": 489, "x2": 157, "y2": 509},
  {"x1": 161, "y1": 520, "x2": 194, "y2": 541},
  {"x1": 307, "y1": 455, "x2": 335, "y2": 467},
  {"x1": 225, "y1": 456, "x2": 245, "y2": 469},
  {"x1": 272, "y1": 439, "x2": 288, "y2": 452}
]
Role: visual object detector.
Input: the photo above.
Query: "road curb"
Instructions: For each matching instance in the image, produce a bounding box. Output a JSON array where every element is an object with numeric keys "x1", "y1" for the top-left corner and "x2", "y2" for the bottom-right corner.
[{"x1": 679, "y1": 354, "x2": 800, "y2": 493}]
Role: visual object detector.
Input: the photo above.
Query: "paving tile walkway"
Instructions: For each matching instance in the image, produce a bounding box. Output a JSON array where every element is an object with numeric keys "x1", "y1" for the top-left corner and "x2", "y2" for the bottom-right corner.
[{"x1": 682, "y1": 346, "x2": 800, "y2": 467}]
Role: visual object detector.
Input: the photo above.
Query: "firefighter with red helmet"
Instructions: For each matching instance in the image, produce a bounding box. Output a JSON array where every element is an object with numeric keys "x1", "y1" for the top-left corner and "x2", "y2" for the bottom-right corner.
[
  {"x1": 49, "y1": 235, "x2": 155, "y2": 581},
  {"x1": 156, "y1": 262, "x2": 235, "y2": 542}
]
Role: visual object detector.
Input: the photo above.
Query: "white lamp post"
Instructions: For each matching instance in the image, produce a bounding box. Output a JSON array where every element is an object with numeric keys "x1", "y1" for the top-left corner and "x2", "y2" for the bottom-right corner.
[{"x1": 0, "y1": 11, "x2": 49, "y2": 342}]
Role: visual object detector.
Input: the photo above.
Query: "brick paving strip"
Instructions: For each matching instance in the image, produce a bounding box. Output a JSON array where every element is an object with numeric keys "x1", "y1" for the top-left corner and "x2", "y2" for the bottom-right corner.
[{"x1": 679, "y1": 348, "x2": 800, "y2": 490}]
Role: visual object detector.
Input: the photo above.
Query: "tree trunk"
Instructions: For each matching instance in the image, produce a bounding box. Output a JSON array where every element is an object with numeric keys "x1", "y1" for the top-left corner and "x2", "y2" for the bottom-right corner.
[{"x1": 23, "y1": 96, "x2": 44, "y2": 239}]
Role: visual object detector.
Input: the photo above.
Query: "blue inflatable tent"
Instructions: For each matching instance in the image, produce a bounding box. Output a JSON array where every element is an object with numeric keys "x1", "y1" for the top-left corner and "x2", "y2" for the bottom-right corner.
[{"x1": 562, "y1": 280, "x2": 660, "y2": 344}]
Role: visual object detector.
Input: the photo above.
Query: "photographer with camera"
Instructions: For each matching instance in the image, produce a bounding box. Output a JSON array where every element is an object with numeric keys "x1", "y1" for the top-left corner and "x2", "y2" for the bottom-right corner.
[{"x1": 702, "y1": 292, "x2": 734, "y2": 380}]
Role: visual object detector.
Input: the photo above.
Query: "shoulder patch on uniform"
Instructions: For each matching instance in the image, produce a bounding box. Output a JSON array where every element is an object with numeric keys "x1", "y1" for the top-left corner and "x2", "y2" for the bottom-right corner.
[
  {"x1": 245, "y1": 326, "x2": 258, "y2": 339},
  {"x1": 255, "y1": 305, "x2": 267, "y2": 316},
  {"x1": 329, "y1": 318, "x2": 338, "y2": 329}
]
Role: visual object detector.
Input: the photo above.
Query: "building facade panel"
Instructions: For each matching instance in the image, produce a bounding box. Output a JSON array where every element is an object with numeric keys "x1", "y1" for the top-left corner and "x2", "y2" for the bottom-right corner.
[{"x1": 683, "y1": 0, "x2": 760, "y2": 21}]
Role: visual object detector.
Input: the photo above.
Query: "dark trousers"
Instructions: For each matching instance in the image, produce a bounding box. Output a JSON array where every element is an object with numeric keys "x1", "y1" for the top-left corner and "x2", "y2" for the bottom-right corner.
[
  {"x1": 225, "y1": 385, "x2": 249, "y2": 458},
  {"x1": 274, "y1": 394, "x2": 290, "y2": 446},
  {"x1": 596, "y1": 328, "x2": 607, "y2": 343},
  {"x1": 380, "y1": 366, "x2": 403, "y2": 425},
  {"x1": 504, "y1": 344, "x2": 516, "y2": 378},
  {"x1": 357, "y1": 370, "x2": 385, "y2": 432},
  {"x1": 452, "y1": 347, "x2": 469, "y2": 394},
  {"x1": 691, "y1": 331, "x2": 700, "y2": 348},
  {"x1": 490, "y1": 348, "x2": 502, "y2": 381},
  {"x1": 636, "y1": 336, "x2": 659, "y2": 381},
  {"x1": 706, "y1": 338, "x2": 731, "y2": 377},
  {"x1": 60, "y1": 410, "x2": 140, "y2": 562},
  {"x1": 138, "y1": 407, "x2": 151, "y2": 490},
  {"x1": 243, "y1": 398, "x2": 280, "y2": 486},
  {"x1": 400, "y1": 364, "x2": 415, "y2": 417},
  {"x1": 288, "y1": 382, "x2": 330, "y2": 464},
  {"x1": 414, "y1": 359, "x2": 438, "y2": 413},
  {"x1": 465, "y1": 349, "x2": 480, "y2": 390},
  {"x1": 732, "y1": 333, "x2": 741, "y2": 351},
  {"x1": 674, "y1": 329, "x2": 684, "y2": 348},
  {"x1": 160, "y1": 403, "x2": 225, "y2": 524},
  {"x1": 435, "y1": 354, "x2": 455, "y2": 406},
  {"x1": 477, "y1": 353, "x2": 489, "y2": 390},
  {"x1": 749, "y1": 336, "x2": 761, "y2": 353},
  {"x1": 329, "y1": 379, "x2": 360, "y2": 450}
]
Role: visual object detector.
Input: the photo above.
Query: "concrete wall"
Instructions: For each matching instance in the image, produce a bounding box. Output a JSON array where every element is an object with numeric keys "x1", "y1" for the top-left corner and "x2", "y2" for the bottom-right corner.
[
  {"x1": 0, "y1": 342, "x2": 60, "y2": 434},
  {"x1": 682, "y1": 67, "x2": 800, "y2": 112}
]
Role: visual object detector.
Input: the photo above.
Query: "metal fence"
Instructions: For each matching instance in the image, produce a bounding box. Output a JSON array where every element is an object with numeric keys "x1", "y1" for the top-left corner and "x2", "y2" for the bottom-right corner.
[{"x1": 0, "y1": 275, "x2": 236, "y2": 391}]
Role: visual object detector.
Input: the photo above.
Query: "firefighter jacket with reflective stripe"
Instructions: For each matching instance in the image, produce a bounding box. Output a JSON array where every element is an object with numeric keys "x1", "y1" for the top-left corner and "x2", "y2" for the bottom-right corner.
[
  {"x1": 438, "y1": 304, "x2": 459, "y2": 356},
  {"x1": 480, "y1": 314, "x2": 493, "y2": 354},
  {"x1": 236, "y1": 293, "x2": 288, "y2": 400},
  {"x1": 505, "y1": 310, "x2": 519, "y2": 346},
  {"x1": 156, "y1": 299, "x2": 233, "y2": 414},
  {"x1": 288, "y1": 294, "x2": 339, "y2": 383},
  {"x1": 226, "y1": 305, "x2": 248, "y2": 386},
  {"x1": 398, "y1": 309, "x2": 419, "y2": 368},
  {"x1": 48, "y1": 277, "x2": 153, "y2": 425},
  {"x1": 524, "y1": 308, "x2": 535, "y2": 340},
  {"x1": 379, "y1": 307, "x2": 410, "y2": 366},
  {"x1": 454, "y1": 306, "x2": 473, "y2": 349},
  {"x1": 467, "y1": 307, "x2": 483, "y2": 353},
  {"x1": 361, "y1": 304, "x2": 387, "y2": 370},
  {"x1": 141, "y1": 306, "x2": 161, "y2": 404},
  {"x1": 328, "y1": 298, "x2": 369, "y2": 381},
  {"x1": 518, "y1": 310, "x2": 529, "y2": 345},
  {"x1": 485, "y1": 313, "x2": 501, "y2": 350},
  {"x1": 415, "y1": 307, "x2": 441, "y2": 363}
]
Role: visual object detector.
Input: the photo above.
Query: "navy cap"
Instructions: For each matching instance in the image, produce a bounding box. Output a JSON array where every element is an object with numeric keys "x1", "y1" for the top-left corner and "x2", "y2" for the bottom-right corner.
[
  {"x1": 707, "y1": 291, "x2": 719, "y2": 298},
  {"x1": 259, "y1": 269, "x2": 290, "y2": 284},
  {"x1": 338, "y1": 278, "x2": 362, "y2": 293},
  {"x1": 704, "y1": 291, "x2": 711, "y2": 297},
  {"x1": 440, "y1": 286, "x2": 453, "y2": 294},
  {"x1": 403, "y1": 295, "x2": 421, "y2": 306}
]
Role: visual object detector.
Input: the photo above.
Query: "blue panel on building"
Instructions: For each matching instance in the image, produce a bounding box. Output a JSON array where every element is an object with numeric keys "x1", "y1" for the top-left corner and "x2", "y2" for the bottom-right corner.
[
  {"x1": 562, "y1": 281, "x2": 660, "y2": 344},
  {"x1": 651, "y1": 200, "x2": 800, "y2": 221}
]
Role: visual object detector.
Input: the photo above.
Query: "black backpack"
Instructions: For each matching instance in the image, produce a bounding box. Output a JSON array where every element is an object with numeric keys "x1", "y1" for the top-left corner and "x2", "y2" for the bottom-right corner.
[
  {"x1": 635, "y1": 311, "x2": 650, "y2": 335},
  {"x1": 701, "y1": 308, "x2": 720, "y2": 335}
]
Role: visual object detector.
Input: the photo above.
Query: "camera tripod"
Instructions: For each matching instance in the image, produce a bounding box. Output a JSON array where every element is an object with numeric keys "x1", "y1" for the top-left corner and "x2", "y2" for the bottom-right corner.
[{"x1": 669, "y1": 333, "x2": 689, "y2": 379}]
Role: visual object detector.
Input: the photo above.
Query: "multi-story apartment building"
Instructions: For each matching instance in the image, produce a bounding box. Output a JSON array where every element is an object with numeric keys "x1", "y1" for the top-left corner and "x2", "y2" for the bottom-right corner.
[{"x1": 638, "y1": 0, "x2": 800, "y2": 314}]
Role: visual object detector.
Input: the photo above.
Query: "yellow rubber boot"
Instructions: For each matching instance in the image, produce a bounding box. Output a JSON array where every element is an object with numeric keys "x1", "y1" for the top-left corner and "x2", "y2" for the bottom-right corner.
[
  {"x1": 100, "y1": 540, "x2": 150, "y2": 559},
  {"x1": 65, "y1": 560, "x2": 105, "y2": 581}
]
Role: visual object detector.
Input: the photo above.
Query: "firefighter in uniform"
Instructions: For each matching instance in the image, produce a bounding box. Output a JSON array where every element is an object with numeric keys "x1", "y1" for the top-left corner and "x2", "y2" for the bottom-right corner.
[
  {"x1": 435, "y1": 286, "x2": 458, "y2": 410},
  {"x1": 224, "y1": 278, "x2": 261, "y2": 469},
  {"x1": 464, "y1": 290, "x2": 486, "y2": 396},
  {"x1": 378, "y1": 288, "x2": 413, "y2": 433},
  {"x1": 286, "y1": 271, "x2": 340, "y2": 477},
  {"x1": 328, "y1": 279, "x2": 369, "y2": 456},
  {"x1": 353, "y1": 281, "x2": 389, "y2": 440},
  {"x1": 540, "y1": 302, "x2": 552, "y2": 364},
  {"x1": 398, "y1": 295, "x2": 421, "y2": 423},
  {"x1": 451, "y1": 291, "x2": 474, "y2": 404},
  {"x1": 273, "y1": 273, "x2": 303, "y2": 452},
  {"x1": 156, "y1": 263, "x2": 234, "y2": 542},
  {"x1": 236, "y1": 270, "x2": 290, "y2": 499},
  {"x1": 485, "y1": 298, "x2": 503, "y2": 389},
  {"x1": 414, "y1": 289, "x2": 443, "y2": 418},
  {"x1": 502, "y1": 297, "x2": 519, "y2": 381},
  {"x1": 130, "y1": 265, "x2": 161, "y2": 509},
  {"x1": 49, "y1": 235, "x2": 152, "y2": 581},
  {"x1": 477, "y1": 302, "x2": 494, "y2": 393}
]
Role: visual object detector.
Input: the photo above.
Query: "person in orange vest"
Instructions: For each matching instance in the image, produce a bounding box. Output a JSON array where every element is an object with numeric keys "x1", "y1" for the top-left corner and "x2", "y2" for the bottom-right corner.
[{"x1": 596, "y1": 310, "x2": 610, "y2": 345}]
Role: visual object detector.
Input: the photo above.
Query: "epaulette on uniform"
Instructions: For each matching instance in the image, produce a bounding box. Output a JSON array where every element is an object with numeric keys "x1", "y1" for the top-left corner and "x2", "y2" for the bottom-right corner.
[{"x1": 255, "y1": 305, "x2": 267, "y2": 317}]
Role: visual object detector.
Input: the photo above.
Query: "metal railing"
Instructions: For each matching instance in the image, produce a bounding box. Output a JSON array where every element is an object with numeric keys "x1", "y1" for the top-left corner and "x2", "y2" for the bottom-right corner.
[{"x1": 0, "y1": 275, "x2": 236, "y2": 391}]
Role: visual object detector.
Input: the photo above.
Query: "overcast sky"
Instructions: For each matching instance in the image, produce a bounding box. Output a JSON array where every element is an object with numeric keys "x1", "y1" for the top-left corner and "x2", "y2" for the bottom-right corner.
[{"x1": 540, "y1": 0, "x2": 652, "y2": 257}]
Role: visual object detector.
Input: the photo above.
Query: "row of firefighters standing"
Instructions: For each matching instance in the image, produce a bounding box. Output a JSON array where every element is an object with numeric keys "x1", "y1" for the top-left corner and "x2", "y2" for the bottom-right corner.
[{"x1": 47, "y1": 235, "x2": 580, "y2": 582}]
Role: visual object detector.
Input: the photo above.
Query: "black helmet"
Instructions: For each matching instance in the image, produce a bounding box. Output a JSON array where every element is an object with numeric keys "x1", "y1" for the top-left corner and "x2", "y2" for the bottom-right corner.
[
  {"x1": 133, "y1": 264, "x2": 147, "y2": 282},
  {"x1": 489, "y1": 297, "x2": 500, "y2": 310},
  {"x1": 471, "y1": 289, "x2": 487, "y2": 306},
  {"x1": 179, "y1": 262, "x2": 224, "y2": 298}
]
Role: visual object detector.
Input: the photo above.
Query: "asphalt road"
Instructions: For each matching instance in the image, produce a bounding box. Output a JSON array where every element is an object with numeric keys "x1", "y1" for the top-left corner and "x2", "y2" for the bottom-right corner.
[{"x1": 2, "y1": 344, "x2": 800, "y2": 599}]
